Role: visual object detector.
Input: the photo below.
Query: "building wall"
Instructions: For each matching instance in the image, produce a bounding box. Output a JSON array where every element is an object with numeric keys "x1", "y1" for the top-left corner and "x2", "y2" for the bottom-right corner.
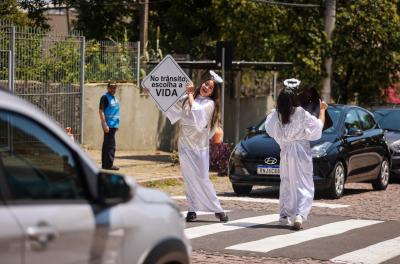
[
  {"x1": 83, "y1": 81, "x2": 273, "y2": 150},
  {"x1": 44, "y1": 9, "x2": 77, "y2": 36},
  {"x1": 83, "y1": 83, "x2": 179, "y2": 151}
]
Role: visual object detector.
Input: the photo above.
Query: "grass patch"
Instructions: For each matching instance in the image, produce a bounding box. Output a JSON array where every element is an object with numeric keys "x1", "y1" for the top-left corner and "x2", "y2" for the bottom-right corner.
[
  {"x1": 141, "y1": 178, "x2": 183, "y2": 189},
  {"x1": 210, "y1": 175, "x2": 219, "y2": 182}
]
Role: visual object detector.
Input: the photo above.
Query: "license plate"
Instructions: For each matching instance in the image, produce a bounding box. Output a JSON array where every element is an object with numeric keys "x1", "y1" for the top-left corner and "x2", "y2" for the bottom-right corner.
[{"x1": 257, "y1": 165, "x2": 280, "y2": 175}]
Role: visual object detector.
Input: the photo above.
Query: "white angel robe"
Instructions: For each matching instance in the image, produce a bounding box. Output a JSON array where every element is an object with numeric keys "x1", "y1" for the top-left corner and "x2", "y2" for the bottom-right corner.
[
  {"x1": 265, "y1": 107, "x2": 323, "y2": 220},
  {"x1": 165, "y1": 95, "x2": 224, "y2": 213}
]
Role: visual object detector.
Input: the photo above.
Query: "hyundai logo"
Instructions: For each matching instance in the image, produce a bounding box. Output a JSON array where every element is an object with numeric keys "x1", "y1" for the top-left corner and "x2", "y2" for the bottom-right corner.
[{"x1": 264, "y1": 157, "x2": 277, "y2": 165}]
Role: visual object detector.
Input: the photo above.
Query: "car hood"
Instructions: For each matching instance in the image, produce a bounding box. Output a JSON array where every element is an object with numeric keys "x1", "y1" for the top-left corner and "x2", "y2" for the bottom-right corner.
[
  {"x1": 241, "y1": 132, "x2": 338, "y2": 158},
  {"x1": 384, "y1": 130, "x2": 400, "y2": 144},
  {"x1": 310, "y1": 133, "x2": 338, "y2": 146},
  {"x1": 241, "y1": 133, "x2": 280, "y2": 158}
]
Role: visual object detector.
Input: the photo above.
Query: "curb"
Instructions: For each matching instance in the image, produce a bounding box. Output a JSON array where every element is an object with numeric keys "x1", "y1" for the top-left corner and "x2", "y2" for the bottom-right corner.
[
  {"x1": 137, "y1": 175, "x2": 183, "y2": 184},
  {"x1": 136, "y1": 172, "x2": 220, "y2": 185}
]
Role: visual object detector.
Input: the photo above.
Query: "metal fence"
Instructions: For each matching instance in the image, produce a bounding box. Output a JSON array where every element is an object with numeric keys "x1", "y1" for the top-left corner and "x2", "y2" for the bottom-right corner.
[
  {"x1": 0, "y1": 21, "x2": 85, "y2": 143},
  {"x1": 86, "y1": 40, "x2": 140, "y2": 84},
  {"x1": 0, "y1": 20, "x2": 141, "y2": 143}
]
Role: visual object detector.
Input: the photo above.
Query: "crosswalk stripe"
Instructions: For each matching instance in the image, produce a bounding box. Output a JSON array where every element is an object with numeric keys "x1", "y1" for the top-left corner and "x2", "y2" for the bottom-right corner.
[
  {"x1": 185, "y1": 214, "x2": 279, "y2": 239},
  {"x1": 330, "y1": 236, "x2": 400, "y2": 264},
  {"x1": 226, "y1": 219, "x2": 382, "y2": 253},
  {"x1": 181, "y1": 210, "x2": 232, "y2": 217},
  {"x1": 172, "y1": 195, "x2": 349, "y2": 209}
]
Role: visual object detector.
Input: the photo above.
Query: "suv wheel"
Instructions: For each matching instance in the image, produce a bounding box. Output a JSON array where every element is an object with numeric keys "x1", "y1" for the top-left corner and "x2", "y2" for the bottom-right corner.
[
  {"x1": 232, "y1": 184, "x2": 252, "y2": 195},
  {"x1": 327, "y1": 161, "x2": 345, "y2": 199},
  {"x1": 372, "y1": 158, "x2": 389, "y2": 190}
]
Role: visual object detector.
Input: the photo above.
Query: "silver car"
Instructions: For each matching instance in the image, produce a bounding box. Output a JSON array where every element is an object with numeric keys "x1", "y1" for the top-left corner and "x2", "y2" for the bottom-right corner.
[{"x1": 0, "y1": 89, "x2": 191, "y2": 264}]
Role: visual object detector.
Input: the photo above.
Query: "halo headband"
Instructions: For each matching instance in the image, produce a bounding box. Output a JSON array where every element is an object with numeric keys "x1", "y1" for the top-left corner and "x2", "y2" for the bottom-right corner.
[
  {"x1": 209, "y1": 70, "x2": 223, "y2": 83},
  {"x1": 283, "y1": 78, "x2": 301, "y2": 89}
]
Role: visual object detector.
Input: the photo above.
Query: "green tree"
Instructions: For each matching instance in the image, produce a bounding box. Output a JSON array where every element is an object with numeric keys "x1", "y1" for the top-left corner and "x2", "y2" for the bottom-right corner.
[
  {"x1": 149, "y1": 0, "x2": 218, "y2": 59},
  {"x1": 18, "y1": 0, "x2": 50, "y2": 29},
  {"x1": 68, "y1": 0, "x2": 139, "y2": 41},
  {"x1": 332, "y1": 0, "x2": 400, "y2": 104},
  {"x1": 150, "y1": 0, "x2": 400, "y2": 105},
  {"x1": 1, "y1": 0, "x2": 29, "y2": 26}
]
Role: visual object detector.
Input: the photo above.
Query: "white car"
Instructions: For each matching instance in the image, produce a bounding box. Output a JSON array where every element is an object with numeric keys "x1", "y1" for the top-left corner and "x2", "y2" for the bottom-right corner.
[{"x1": 0, "y1": 89, "x2": 191, "y2": 264}]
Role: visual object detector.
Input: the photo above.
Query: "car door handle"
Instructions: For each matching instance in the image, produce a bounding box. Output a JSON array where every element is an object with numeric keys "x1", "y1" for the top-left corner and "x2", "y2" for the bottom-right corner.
[{"x1": 26, "y1": 221, "x2": 58, "y2": 251}]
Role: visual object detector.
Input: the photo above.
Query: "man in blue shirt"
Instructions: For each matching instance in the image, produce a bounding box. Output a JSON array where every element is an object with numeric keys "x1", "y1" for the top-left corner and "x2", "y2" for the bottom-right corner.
[{"x1": 99, "y1": 82, "x2": 120, "y2": 170}]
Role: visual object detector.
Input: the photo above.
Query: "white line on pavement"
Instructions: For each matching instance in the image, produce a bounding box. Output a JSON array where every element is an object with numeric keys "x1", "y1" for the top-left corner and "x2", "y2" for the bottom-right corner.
[
  {"x1": 172, "y1": 195, "x2": 349, "y2": 209},
  {"x1": 226, "y1": 219, "x2": 382, "y2": 253},
  {"x1": 330, "y1": 236, "x2": 400, "y2": 264},
  {"x1": 185, "y1": 214, "x2": 280, "y2": 239},
  {"x1": 181, "y1": 210, "x2": 232, "y2": 217}
]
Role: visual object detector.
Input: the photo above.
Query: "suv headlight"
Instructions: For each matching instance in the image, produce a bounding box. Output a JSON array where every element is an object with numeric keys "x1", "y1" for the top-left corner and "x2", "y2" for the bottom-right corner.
[
  {"x1": 311, "y1": 142, "x2": 332, "y2": 158},
  {"x1": 390, "y1": 139, "x2": 400, "y2": 153},
  {"x1": 234, "y1": 143, "x2": 248, "y2": 157}
]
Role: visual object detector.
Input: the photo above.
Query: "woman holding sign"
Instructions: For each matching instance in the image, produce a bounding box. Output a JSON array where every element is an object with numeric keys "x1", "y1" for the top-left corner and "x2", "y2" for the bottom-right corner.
[
  {"x1": 165, "y1": 77, "x2": 228, "y2": 223},
  {"x1": 265, "y1": 78, "x2": 328, "y2": 230}
]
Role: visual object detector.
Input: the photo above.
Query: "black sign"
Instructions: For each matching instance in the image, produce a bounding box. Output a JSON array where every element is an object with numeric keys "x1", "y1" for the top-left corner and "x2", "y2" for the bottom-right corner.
[{"x1": 298, "y1": 87, "x2": 333, "y2": 131}]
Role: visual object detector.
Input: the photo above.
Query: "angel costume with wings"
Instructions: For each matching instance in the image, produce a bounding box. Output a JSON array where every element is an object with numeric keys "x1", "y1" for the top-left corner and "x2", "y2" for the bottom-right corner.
[
  {"x1": 166, "y1": 94, "x2": 224, "y2": 213},
  {"x1": 265, "y1": 79, "x2": 324, "y2": 221}
]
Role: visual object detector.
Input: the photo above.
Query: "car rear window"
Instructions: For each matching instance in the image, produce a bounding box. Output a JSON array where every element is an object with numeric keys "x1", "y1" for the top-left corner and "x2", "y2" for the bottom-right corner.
[
  {"x1": 375, "y1": 111, "x2": 400, "y2": 130},
  {"x1": 257, "y1": 107, "x2": 343, "y2": 134}
]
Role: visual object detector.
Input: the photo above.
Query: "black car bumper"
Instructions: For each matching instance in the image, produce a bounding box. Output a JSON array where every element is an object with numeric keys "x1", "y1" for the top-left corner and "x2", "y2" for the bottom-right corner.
[
  {"x1": 229, "y1": 174, "x2": 332, "y2": 189},
  {"x1": 229, "y1": 155, "x2": 334, "y2": 190}
]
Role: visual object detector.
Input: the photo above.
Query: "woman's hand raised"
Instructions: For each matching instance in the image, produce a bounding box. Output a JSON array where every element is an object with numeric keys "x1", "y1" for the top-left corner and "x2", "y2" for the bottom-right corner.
[
  {"x1": 186, "y1": 82, "x2": 194, "y2": 95},
  {"x1": 320, "y1": 100, "x2": 328, "y2": 111}
]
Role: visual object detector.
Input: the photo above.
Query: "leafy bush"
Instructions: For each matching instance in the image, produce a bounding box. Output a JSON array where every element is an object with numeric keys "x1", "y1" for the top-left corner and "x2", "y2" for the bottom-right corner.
[{"x1": 209, "y1": 141, "x2": 233, "y2": 176}]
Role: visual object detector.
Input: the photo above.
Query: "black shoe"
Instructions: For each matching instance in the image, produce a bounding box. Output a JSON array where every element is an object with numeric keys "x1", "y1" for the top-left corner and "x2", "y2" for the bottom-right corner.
[
  {"x1": 103, "y1": 166, "x2": 119, "y2": 171},
  {"x1": 185, "y1": 212, "x2": 197, "y2": 222},
  {"x1": 215, "y1": 212, "x2": 229, "y2": 223}
]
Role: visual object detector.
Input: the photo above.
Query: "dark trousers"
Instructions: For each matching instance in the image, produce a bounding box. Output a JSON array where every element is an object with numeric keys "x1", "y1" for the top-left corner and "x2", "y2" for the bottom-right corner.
[{"x1": 102, "y1": 128, "x2": 117, "y2": 169}]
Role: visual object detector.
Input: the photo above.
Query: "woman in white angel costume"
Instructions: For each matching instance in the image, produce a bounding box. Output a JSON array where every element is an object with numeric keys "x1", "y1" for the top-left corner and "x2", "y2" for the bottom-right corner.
[
  {"x1": 265, "y1": 79, "x2": 327, "y2": 230},
  {"x1": 165, "y1": 74, "x2": 228, "y2": 223}
]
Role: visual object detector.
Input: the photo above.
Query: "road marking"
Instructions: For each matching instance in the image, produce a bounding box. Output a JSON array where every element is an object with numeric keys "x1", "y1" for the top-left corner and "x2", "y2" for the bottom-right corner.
[
  {"x1": 226, "y1": 219, "x2": 382, "y2": 253},
  {"x1": 172, "y1": 195, "x2": 349, "y2": 209},
  {"x1": 185, "y1": 214, "x2": 279, "y2": 239},
  {"x1": 181, "y1": 210, "x2": 232, "y2": 217},
  {"x1": 330, "y1": 236, "x2": 400, "y2": 264}
]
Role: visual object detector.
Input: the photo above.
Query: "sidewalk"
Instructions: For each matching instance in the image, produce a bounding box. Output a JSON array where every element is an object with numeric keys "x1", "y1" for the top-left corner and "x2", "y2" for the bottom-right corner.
[{"x1": 85, "y1": 149, "x2": 184, "y2": 183}]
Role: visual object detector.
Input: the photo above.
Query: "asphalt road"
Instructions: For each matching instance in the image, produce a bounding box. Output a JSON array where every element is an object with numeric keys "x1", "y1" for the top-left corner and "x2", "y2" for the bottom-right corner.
[
  {"x1": 168, "y1": 179, "x2": 400, "y2": 264},
  {"x1": 180, "y1": 208, "x2": 400, "y2": 264}
]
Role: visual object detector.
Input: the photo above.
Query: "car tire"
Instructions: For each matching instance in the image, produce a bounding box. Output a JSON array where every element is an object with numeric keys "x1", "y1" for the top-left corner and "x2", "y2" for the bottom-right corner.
[
  {"x1": 326, "y1": 161, "x2": 346, "y2": 199},
  {"x1": 143, "y1": 239, "x2": 189, "y2": 264},
  {"x1": 372, "y1": 158, "x2": 390, "y2": 190},
  {"x1": 232, "y1": 184, "x2": 252, "y2": 195}
]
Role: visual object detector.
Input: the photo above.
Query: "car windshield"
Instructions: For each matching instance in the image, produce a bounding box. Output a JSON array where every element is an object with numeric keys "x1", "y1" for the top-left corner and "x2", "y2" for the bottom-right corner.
[
  {"x1": 257, "y1": 106, "x2": 343, "y2": 134},
  {"x1": 374, "y1": 111, "x2": 400, "y2": 131}
]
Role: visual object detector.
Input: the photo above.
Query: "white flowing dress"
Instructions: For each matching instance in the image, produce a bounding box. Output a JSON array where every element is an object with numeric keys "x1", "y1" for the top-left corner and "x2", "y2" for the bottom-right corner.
[
  {"x1": 166, "y1": 95, "x2": 224, "y2": 213},
  {"x1": 265, "y1": 107, "x2": 323, "y2": 220}
]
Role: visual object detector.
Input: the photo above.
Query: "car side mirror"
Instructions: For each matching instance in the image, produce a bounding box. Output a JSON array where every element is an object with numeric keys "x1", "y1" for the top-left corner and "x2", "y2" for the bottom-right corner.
[
  {"x1": 346, "y1": 127, "x2": 363, "y2": 137},
  {"x1": 98, "y1": 172, "x2": 132, "y2": 205}
]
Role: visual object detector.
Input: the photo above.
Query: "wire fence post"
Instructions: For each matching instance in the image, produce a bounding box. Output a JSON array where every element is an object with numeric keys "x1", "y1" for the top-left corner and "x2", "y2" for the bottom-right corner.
[
  {"x1": 80, "y1": 36, "x2": 85, "y2": 144},
  {"x1": 10, "y1": 26, "x2": 15, "y2": 93},
  {"x1": 8, "y1": 50, "x2": 11, "y2": 91},
  {"x1": 137, "y1": 41, "x2": 140, "y2": 87}
]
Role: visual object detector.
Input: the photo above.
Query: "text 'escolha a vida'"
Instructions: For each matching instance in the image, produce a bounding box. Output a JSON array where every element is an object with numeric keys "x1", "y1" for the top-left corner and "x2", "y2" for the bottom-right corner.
[{"x1": 150, "y1": 75, "x2": 187, "y2": 96}]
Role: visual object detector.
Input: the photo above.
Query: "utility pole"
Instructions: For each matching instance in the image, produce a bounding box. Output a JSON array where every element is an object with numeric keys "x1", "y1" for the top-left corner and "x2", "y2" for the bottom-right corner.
[
  {"x1": 139, "y1": 0, "x2": 149, "y2": 55},
  {"x1": 322, "y1": 0, "x2": 336, "y2": 103}
]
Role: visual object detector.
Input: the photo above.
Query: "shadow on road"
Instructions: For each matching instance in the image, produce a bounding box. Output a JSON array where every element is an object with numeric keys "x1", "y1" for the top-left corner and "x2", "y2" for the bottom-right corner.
[{"x1": 117, "y1": 154, "x2": 171, "y2": 163}]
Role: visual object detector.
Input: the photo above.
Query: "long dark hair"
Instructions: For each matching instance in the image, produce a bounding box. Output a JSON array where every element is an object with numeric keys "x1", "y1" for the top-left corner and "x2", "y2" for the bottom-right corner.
[
  {"x1": 277, "y1": 87, "x2": 299, "y2": 125},
  {"x1": 183, "y1": 79, "x2": 220, "y2": 131}
]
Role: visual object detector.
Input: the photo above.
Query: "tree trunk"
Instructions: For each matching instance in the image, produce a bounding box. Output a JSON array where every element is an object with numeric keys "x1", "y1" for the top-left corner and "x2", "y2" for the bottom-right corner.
[{"x1": 322, "y1": 0, "x2": 336, "y2": 103}]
